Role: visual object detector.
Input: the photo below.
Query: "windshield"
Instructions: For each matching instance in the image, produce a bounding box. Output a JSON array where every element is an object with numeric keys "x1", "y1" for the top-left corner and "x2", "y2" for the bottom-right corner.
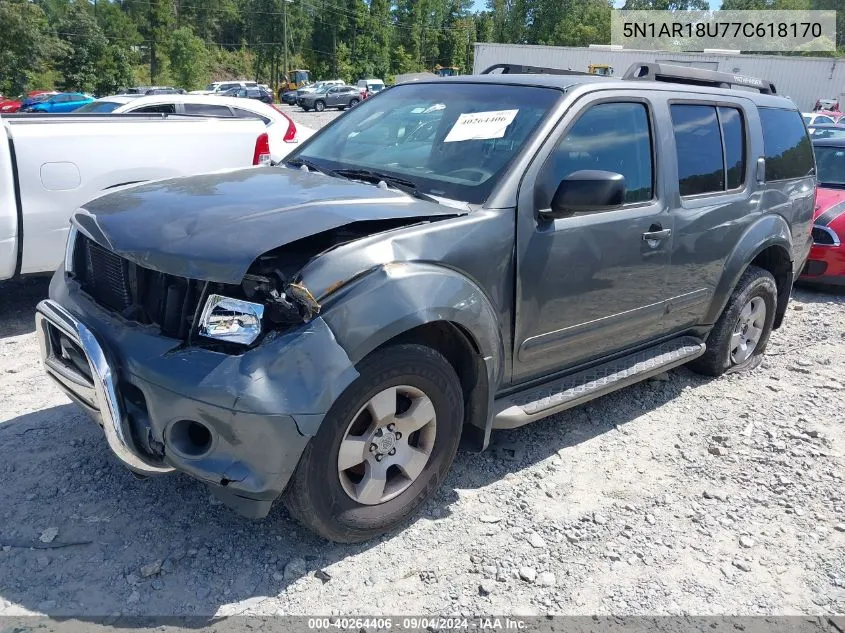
[
  {"x1": 75, "y1": 100, "x2": 122, "y2": 113},
  {"x1": 815, "y1": 146, "x2": 845, "y2": 187},
  {"x1": 289, "y1": 82, "x2": 559, "y2": 204}
]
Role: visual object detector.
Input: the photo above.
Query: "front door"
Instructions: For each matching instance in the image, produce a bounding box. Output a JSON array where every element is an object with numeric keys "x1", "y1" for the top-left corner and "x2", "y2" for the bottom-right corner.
[{"x1": 513, "y1": 95, "x2": 672, "y2": 383}]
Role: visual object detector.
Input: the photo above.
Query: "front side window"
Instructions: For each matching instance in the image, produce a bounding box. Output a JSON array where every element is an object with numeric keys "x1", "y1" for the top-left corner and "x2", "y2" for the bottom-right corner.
[
  {"x1": 816, "y1": 115, "x2": 835, "y2": 125},
  {"x1": 75, "y1": 101, "x2": 122, "y2": 113},
  {"x1": 133, "y1": 103, "x2": 176, "y2": 114},
  {"x1": 541, "y1": 102, "x2": 654, "y2": 206},
  {"x1": 290, "y1": 82, "x2": 559, "y2": 204}
]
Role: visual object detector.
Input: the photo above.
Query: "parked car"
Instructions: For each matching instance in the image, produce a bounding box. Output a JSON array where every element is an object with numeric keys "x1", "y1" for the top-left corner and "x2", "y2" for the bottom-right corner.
[
  {"x1": 809, "y1": 124, "x2": 845, "y2": 140},
  {"x1": 298, "y1": 85, "x2": 360, "y2": 111},
  {"x1": 34, "y1": 62, "x2": 813, "y2": 543},
  {"x1": 295, "y1": 80, "x2": 344, "y2": 101},
  {"x1": 0, "y1": 112, "x2": 269, "y2": 281},
  {"x1": 357, "y1": 78, "x2": 385, "y2": 100},
  {"x1": 799, "y1": 137, "x2": 845, "y2": 286},
  {"x1": 121, "y1": 86, "x2": 184, "y2": 95},
  {"x1": 25, "y1": 92, "x2": 93, "y2": 113},
  {"x1": 803, "y1": 112, "x2": 838, "y2": 131},
  {"x1": 76, "y1": 94, "x2": 314, "y2": 163},
  {"x1": 190, "y1": 80, "x2": 260, "y2": 96},
  {"x1": 0, "y1": 91, "x2": 55, "y2": 113},
  {"x1": 281, "y1": 90, "x2": 299, "y2": 105},
  {"x1": 220, "y1": 86, "x2": 274, "y2": 104}
]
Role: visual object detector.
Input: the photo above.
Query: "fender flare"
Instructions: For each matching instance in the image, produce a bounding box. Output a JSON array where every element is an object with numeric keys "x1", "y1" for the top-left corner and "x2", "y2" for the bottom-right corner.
[
  {"x1": 318, "y1": 262, "x2": 505, "y2": 443},
  {"x1": 703, "y1": 214, "x2": 793, "y2": 326}
]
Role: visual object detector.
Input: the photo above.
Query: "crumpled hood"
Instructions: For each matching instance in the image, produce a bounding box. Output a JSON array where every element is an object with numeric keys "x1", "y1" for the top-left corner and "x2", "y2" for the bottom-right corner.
[{"x1": 74, "y1": 166, "x2": 460, "y2": 283}]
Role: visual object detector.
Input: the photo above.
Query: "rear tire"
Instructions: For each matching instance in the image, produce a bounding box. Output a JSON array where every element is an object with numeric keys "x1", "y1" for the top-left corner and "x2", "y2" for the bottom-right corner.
[
  {"x1": 314, "y1": 100, "x2": 325, "y2": 112},
  {"x1": 688, "y1": 265, "x2": 778, "y2": 376},
  {"x1": 284, "y1": 343, "x2": 463, "y2": 543},
  {"x1": 349, "y1": 98, "x2": 360, "y2": 107}
]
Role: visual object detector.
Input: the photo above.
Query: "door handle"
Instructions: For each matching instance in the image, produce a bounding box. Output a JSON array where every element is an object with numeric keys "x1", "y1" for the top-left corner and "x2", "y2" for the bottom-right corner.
[{"x1": 642, "y1": 228, "x2": 671, "y2": 241}]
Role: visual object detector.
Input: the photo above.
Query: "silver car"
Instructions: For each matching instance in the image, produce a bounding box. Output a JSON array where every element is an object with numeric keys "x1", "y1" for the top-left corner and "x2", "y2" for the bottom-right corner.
[{"x1": 298, "y1": 85, "x2": 360, "y2": 112}]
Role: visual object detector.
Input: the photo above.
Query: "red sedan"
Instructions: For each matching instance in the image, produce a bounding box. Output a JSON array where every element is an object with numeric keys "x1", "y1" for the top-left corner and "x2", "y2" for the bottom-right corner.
[{"x1": 801, "y1": 137, "x2": 845, "y2": 285}]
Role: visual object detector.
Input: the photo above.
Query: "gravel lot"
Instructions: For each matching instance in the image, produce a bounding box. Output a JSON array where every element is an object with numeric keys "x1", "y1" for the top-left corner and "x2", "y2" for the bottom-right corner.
[{"x1": 0, "y1": 108, "x2": 843, "y2": 618}]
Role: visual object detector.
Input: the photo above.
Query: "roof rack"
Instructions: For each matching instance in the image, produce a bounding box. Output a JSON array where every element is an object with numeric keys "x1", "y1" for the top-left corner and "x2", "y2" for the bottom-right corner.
[
  {"x1": 479, "y1": 63, "x2": 593, "y2": 77},
  {"x1": 622, "y1": 62, "x2": 776, "y2": 95}
]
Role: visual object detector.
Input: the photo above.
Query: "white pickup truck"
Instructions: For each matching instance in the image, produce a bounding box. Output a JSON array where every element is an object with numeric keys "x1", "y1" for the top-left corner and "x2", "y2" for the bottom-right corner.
[{"x1": 0, "y1": 113, "x2": 269, "y2": 281}]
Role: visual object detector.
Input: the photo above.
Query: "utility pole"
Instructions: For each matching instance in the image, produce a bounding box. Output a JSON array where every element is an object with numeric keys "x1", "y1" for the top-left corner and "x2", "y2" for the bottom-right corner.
[{"x1": 283, "y1": 0, "x2": 293, "y2": 91}]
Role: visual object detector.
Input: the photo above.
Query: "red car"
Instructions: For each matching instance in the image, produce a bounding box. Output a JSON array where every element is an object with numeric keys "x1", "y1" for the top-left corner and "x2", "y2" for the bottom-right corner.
[
  {"x1": 0, "y1": 90, "x2": 54, "y2": 113},
  {"x1": 801, "y1": 137, "x2": 845, "y2": 285}
]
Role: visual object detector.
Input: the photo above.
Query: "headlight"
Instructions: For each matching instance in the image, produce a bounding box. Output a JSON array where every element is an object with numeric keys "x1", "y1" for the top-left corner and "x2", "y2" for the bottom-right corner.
[{"x1": 198, "y1": 294, "x2": 264, "y2": 346}]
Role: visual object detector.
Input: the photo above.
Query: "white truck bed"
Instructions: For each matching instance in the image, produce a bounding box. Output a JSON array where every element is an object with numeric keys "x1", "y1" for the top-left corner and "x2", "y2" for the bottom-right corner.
[{"x1": 0, "y1": 113, "x2": 267, "y2": 280}]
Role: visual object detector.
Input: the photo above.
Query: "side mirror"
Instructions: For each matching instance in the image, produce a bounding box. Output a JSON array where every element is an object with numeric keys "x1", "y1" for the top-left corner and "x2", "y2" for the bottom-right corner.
[{"x1": 542, "y1": 170, "x2": 626, "y2": 219}]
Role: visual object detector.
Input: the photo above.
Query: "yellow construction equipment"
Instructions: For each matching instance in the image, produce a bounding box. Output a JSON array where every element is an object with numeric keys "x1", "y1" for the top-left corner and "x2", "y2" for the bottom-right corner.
[
  {"x1": 434, "y1": 65, "x2": 460, "y2": 77},
  {"x1": 588, "y1": 64, "x2": 614, "y2": 76},
  {"x1": 282, "y1": 69, "x2": 312, "y2": 91}
]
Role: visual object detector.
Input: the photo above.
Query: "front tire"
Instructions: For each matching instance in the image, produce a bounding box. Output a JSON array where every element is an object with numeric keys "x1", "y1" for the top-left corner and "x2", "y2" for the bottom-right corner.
[
  {"x1": 688, "y1": 265, "x2": 778, "y2": 376},
  {"x1": 314, "y1": 100, "x2": 325, "y2": 112},
  {"x1": 284, "y1": 344, "x2": 463, "y2": 543}
]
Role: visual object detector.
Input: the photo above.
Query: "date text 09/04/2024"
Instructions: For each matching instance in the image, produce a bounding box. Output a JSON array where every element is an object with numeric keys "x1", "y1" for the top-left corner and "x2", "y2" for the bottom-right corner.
[{"x1": 307, "y1": 617, "x2": 529, "y2": 630}]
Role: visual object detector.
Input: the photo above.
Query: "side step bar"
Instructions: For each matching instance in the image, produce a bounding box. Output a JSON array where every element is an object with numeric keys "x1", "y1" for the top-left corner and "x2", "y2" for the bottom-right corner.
[{"x1": 492, "y1": 336, "x2": 705, "y2": 430}]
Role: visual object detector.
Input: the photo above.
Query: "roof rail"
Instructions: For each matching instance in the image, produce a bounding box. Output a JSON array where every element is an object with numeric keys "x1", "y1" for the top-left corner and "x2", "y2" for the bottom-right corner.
[
  {"x1": 622, "y1": 62, "x2": 776, "y2": 95},
  {"x1": 479, "y1": 63, "x2": 593, "y2": 77}
]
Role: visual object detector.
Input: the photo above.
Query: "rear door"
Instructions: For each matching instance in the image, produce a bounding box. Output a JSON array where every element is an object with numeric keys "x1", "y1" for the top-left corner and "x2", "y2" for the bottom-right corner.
[
  {"x1": 513, "y1": 93, "x2": 672, "y2": 382},
  {"x1": 659, "y1": 98, "x2": 758, "y2": 332}
]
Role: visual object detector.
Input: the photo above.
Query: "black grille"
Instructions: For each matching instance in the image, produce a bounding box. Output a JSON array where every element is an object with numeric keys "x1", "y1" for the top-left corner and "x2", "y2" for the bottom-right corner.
[{"x1": 73, "y1": 235, "x2": 202, "y2": 339}]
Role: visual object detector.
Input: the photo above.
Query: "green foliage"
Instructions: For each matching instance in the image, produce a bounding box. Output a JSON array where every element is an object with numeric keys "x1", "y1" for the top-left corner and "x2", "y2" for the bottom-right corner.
[
  {"x1": 169, "y1": 26, "x2": 211, "y2": 89},
  {"x1": 0, "y1": 0, "x2": 57, "y2": 95},
  {"x1": 0, "y1": 0, "x2": 839, "y2": 98}
]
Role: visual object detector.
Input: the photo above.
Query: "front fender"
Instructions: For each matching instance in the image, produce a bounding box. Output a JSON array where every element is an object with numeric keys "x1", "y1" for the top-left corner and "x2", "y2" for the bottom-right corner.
[
  {"x1": 318, "y1": 262, "x2": 504, "y2": 387},
  {"x1": 703, "y1": 213, "x2": 793, "y2": 325}
]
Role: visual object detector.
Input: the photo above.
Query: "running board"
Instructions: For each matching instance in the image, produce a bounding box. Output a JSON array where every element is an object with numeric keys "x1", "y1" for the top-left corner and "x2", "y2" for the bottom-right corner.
[{"x1": 492, "y1": 336, "x2": 705, "y2": 429}]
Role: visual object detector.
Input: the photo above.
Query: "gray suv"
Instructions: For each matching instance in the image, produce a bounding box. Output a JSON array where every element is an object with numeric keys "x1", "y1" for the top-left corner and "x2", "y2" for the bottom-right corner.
[
  {"x1": 298, "y1": 85, "x2": 360, "y2": 111},
  {"x1": 36, "y1": 63, "x2": 814, "y2": 542}
]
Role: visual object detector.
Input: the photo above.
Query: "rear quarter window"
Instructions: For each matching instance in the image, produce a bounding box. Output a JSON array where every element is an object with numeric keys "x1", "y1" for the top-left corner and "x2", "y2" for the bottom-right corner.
[{"x1": 759, "y1": 108, "x2": 815, "y2": 181}]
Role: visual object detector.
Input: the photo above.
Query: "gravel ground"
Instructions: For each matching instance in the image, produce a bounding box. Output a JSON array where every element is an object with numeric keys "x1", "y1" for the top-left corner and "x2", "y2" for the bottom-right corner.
[{"x1": 0, "y1": 108, "x2": 843, "y2": 618}]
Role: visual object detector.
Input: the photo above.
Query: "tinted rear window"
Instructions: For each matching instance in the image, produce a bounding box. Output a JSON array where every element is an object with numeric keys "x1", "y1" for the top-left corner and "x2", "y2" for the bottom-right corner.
[
  {"x1": 671, "y1": 105, "x2": 725, "y2": 196},
  {"x1": 759, "y1": 108, "x2": 814, "y2": 181}
]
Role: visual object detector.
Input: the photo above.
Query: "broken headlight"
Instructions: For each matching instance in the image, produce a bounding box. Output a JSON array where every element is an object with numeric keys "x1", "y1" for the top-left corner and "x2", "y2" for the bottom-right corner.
[{"x1": 198, "y1": 294, "x2": 264, "y2": 346}]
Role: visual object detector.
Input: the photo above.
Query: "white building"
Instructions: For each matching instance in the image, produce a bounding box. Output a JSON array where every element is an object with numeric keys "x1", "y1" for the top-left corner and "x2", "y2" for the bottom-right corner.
[{"x1": 473, "y1": 42, "x2": 845, "y2": 112}]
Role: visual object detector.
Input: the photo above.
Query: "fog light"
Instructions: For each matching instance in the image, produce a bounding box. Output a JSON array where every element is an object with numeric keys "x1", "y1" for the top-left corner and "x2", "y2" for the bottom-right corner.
[{"x1": 198, "y1": 294, "x2": 264, "y2": 346}]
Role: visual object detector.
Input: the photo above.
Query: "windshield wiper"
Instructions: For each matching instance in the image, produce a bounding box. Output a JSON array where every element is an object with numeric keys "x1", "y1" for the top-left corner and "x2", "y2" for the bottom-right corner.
[
  {"x1": 331, "y1": 168, "x2": 439, "y2": 204},
  {"x1": 285, "y1": 158, "x2": 334, "y2": 177}
]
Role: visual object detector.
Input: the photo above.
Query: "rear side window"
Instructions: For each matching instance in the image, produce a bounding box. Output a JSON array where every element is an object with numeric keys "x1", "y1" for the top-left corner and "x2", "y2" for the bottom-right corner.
[
  {"x1": 232, "y1": 107, "x2": 270, "y2": 125},
  {"x1": 759, "y1": 108, "x2": 814, "y2": 181},
  {"x1": 184, "y1": 103, "x2": 233, "y2": 117},
  {"x1": 543, "y1": 102, "x2": 654, "y2": 205},
  {"x1": 671, "y1": 104, "x2": 746, "y2": 196},
  {"x1": 671, "y1": 105, "x2": 724, "y2": 196}
]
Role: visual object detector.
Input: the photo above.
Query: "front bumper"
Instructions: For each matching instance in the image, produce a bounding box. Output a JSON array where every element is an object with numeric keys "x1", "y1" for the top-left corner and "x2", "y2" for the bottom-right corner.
[
  {"x1": 36, "y1": 273, "x2": 359, "y2": 518},
  {"x1": 799, "y1": 242, "x2": 845, "y2": 286}
]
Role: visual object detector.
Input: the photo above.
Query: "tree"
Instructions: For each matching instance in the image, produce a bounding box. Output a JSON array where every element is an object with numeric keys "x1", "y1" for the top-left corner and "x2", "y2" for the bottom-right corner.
[
  {"x1": 169, "y1": 26, "x2": 211, "y2": 89},
  {"x1": 0, "y1": 0, "x2": 56, "y2": 95},
  {"x1": 55, "y1": 2, "x2": 108, "y2": 92}
]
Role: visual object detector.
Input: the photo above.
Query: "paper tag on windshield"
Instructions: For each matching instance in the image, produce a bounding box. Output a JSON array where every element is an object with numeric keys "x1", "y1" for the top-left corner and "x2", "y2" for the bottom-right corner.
[{"x1": 443, "y1": 109, "x2": 519, "y2": 143}]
